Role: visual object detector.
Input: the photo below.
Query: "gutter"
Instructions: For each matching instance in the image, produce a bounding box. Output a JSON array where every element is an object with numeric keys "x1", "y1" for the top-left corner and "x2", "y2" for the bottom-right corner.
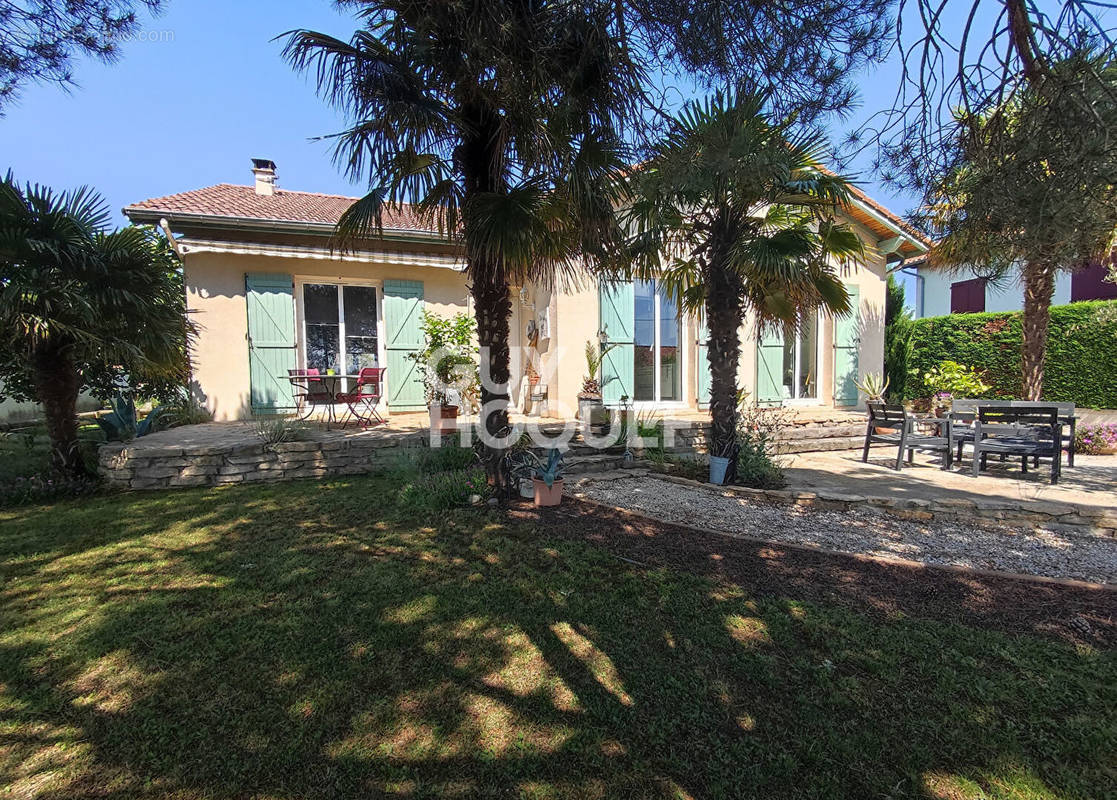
[{"x1": 848, "y1": 197, "x2": 930, "y2": 256}]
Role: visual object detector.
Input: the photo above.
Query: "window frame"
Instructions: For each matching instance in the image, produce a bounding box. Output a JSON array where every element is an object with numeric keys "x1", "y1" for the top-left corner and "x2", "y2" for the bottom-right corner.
[
  {"x1": 631, "y1": 278, "x2": 687, "y2": 408},
  {"x1": 294, "y1": 277, "x2": 386, "y2": 390}
]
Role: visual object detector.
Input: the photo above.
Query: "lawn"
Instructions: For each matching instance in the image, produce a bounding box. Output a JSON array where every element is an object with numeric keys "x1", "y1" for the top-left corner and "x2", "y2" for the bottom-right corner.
[{"x1": 0, "y1": 475, "x2": 1114, "y2": 799}]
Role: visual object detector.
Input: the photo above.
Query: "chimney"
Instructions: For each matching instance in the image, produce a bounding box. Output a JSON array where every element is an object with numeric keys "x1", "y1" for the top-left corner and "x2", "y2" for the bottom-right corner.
[{"x1": 251, "y1": 158, "x2": 277, "y2": 196}]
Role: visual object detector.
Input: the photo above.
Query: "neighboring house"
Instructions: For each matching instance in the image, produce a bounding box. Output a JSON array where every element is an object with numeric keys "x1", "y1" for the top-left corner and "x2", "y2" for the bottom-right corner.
[
  {"x1": 909, "y1": 258, "x2": 1117, "y2": 318},
  {"x1": 124, "y1": 159, "x2": 928, "y2": 421}
]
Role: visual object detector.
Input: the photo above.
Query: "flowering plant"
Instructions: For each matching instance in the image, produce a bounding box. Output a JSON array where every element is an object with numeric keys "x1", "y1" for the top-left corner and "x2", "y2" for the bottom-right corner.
[{"x1": 1074, "y1": 423, "x2": 1117, "y2": 455}]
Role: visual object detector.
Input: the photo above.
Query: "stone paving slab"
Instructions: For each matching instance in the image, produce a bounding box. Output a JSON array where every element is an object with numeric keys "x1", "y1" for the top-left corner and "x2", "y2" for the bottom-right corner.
[{"x1": 783, "y1": 449, "x2": 1116, "y2": 517}]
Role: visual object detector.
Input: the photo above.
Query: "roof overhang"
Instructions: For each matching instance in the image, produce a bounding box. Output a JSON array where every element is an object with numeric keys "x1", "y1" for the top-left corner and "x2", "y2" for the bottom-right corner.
[
  {"x1": 846, "y1": 197, "x2": 930, "y2": 259},
  {"x1": 174, "y1": 236, "x2": 465, "y2": 271},
  {"x1": 123, "y1": 207, "x2": 455, "y2": 246}
]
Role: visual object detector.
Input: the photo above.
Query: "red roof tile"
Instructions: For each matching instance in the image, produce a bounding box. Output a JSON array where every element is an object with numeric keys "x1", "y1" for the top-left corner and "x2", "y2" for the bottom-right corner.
[{"x1": 124, "y1": 183, "x2": 434, "y2": 232}]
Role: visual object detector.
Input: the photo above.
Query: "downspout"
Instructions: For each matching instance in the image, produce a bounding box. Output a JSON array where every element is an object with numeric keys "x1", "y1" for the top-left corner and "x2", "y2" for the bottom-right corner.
[{"x1": 159, "y1": 218, "x2": 185, "y2": 259}]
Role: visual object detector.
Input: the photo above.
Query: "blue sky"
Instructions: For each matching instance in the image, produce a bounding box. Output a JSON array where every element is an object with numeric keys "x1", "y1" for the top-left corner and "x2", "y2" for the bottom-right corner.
[{"x1": 0, "y1": 0, "x2": 917, "y2": 226}]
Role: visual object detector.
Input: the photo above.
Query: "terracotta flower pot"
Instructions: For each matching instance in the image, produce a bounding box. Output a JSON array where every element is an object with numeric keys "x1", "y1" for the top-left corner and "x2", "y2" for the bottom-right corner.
[
  {"x1": 533, "y1": 478, "x2": 564, "y2": 507},
  {"x1": 440, "y1": 405, "x2": 459, "y2": 419}
]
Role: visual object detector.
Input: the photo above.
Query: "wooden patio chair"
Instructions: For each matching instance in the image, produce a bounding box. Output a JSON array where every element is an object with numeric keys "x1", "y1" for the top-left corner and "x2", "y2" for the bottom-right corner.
[
  {"x1": 862, "y1": 402, "x2": 953, "y2": 471},
  {"x1": 971, "y1": 406, "x2": 1063, "y2": 484}
]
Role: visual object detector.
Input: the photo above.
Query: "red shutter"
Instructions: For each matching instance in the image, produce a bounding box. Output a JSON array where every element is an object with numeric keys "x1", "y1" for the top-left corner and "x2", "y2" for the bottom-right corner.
[
  {"x1": 950, "y1": 278, "x2": 986, "y2": 314},
  {"x1": 1071, "y1": 261, "x2": 1117, "y2": 302}
]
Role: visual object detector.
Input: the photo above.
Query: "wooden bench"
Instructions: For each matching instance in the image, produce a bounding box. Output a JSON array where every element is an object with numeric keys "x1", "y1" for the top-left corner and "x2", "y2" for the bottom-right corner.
[
  {"x1": 970, "y1": 407, "x2": 1063, "y2": 484},
  {"x1": 862, "y1": 402, "x2": 953, "y2": 471}
]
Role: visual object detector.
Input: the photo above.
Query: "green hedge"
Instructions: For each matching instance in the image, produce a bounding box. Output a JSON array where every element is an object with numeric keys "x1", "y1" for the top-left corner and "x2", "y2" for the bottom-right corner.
[{"x1": 899, "y1": 300, "x2": 1117, "y2": 408}]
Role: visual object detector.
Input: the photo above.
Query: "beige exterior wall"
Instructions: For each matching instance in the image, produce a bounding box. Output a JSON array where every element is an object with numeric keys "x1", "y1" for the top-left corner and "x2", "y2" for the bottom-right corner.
[
  {"x1": 185, "y1": 219, "x2": 891, "y2": 420},
  {"x1": 184, "y1": 250, "x2": 468, "y2": 420}
]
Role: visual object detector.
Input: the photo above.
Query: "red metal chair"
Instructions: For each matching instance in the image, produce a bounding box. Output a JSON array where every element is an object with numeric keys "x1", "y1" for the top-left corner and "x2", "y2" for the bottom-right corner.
[
  {"x1": 336, "y1": 367, "x2": 387, "y2": 428},
  {"x1": 288, "y1": 368, "x2": 332, "y2": 420}
]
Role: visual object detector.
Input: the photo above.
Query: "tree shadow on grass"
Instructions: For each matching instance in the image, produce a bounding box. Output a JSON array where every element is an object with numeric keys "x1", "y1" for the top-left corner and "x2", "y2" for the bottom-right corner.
[{"x1": 1, "y1": 476, "x2": 1114, "y2": 799}]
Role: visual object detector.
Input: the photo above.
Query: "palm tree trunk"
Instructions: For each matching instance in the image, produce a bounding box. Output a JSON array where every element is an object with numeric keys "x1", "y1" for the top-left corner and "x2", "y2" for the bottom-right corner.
[
  {"x1": 471, "y1": 266, "x2": 512, "y2": 490},
  {"x1": 1020, "y1": 262, "x2": 1056, "y2": 400},
  {"x1": 32, "y1": 343, "x2": 85, "y2": 476},
  {"x1": 705, "y1": 248, "x2": 744, "y2": 457}
]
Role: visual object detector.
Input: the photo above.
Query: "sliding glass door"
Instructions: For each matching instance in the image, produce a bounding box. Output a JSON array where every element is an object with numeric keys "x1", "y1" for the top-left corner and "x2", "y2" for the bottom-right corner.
[
  {"x1": 632, "y1": 279, "x2": 681, "y2": 403},
  {"x1": 302, "y1": 283, "x2": 379, "y2": 378}
]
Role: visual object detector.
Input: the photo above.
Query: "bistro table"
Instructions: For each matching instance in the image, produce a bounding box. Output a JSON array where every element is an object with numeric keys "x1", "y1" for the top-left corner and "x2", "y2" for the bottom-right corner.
[{"x1": 286, "y1": 373, "x2": 359, "y2": 430}]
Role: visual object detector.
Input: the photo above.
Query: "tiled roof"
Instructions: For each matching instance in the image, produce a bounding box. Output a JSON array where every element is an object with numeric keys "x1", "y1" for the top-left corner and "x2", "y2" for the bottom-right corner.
[
  {"x1": 126, "y1": 179, "x2": 930, "y2": 252},
  {"x1": 124, "y1": 184, "x2": 434, "y2": 232}
]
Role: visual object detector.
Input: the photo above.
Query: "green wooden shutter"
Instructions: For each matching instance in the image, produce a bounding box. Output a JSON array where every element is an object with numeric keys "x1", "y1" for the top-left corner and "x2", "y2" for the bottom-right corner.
[
  {"x1": 599, "y1": 280, "x2": 634, "y2": 404},
  {"x1": 383, "y1": 279, "x2": 426, "y2": 411},
  {"x1": 696, "y1": 315, "x2": 711, "y2": 406},
  {"x1": 245, "y1": 273, "x2": 297, "y2": 414},
  {"x1": 755, "y1": 327, "x2": 785, "y2": 406},
  {"x1": 833, "y1": 285, "x2": 861, "y2": 406}
]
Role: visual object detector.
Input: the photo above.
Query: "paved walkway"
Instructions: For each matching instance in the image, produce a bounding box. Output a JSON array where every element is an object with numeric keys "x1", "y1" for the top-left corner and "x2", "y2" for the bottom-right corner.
[{"x1": 784, "y1": 449, "x2": 1117, "y2": 515}]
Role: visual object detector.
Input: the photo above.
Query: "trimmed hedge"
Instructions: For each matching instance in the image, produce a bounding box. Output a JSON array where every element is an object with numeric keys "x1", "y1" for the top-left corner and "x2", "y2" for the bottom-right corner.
[{"x1": 900, "y1": 300, "x2": 1117, "y2": 408}]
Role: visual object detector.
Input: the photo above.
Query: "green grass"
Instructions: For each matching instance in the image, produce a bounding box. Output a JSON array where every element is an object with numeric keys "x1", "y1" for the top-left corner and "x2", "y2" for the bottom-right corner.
[{"x1": 0, "y1": 476, "x2": 1113, "y2": 799}]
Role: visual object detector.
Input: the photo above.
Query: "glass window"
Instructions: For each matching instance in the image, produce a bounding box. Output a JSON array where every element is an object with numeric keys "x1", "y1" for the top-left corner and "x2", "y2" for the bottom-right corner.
[
  {"x1": 659, "y1": 288, "x2": 680, "y2": 401},
  {"x1": 343, "y1": 285, "x2": 378, "y2": 373},
  {"x1": 302, "y1": 283, "x2": 378, "y2": 376},
  {"x1": 630, "y1": 279, "x2": 682, "y2": 403},
  {"x1": 304, "y1": 284, "x2": 339, "y2": 372},
  {"x1": 633, "y1": 280, "x2": 656, "y2": 401},
  {"x1": 797, "y1": 314, "x2": 817, "y2": 398}
]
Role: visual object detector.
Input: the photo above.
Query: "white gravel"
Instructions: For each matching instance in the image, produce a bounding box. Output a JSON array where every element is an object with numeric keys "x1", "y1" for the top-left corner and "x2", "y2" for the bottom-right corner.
[{"x1": 575, "y1": 475, "x2": 1117, "y2": 585}]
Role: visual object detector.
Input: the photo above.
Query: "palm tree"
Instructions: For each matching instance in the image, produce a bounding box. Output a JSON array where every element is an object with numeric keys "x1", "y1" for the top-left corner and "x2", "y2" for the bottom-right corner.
[
  {"x1": 282, "y1": 0, "x2": 638, "y2": 488},
  {"x1": 0, "y1": 175, "x2": 193, "y2": 476},
  {"x1": 617, "y1": 91, "x2": 863, "y2": 459}
]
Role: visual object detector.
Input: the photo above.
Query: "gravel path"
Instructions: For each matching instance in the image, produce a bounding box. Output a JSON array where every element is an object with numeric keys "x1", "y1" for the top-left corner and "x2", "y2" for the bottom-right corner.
[{"x1": 575, "y1": 475, "x2": 1117, "y2": 584}]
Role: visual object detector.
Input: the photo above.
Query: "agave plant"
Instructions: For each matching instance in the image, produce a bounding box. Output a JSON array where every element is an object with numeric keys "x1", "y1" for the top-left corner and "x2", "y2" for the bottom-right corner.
[
  {"x1": 96, "y1": 392, "x2": 166, "y2": 442},
  {"x1": 854, "y1": 372, "x2": 891, "y2": 402}
]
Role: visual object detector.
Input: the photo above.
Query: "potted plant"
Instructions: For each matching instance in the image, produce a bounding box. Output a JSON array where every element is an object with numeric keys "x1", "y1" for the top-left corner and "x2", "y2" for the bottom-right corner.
[
  {"x1": 855, "y1": 372, "x2": 893, "y2": 432},
  {"x1": 708, "y1": 438, "x2": 736, "y2": 485},
  {"x1": 530, "y1": 448, "x2": 564, "y2": 507},
  {"x1": 578, "y1": 340, "x2": 615, "y2": 420},
  {"x1": 410, "y1": 311, "x2": 479, "y2": 429},
  {"x1": 855, "y1": 372, "x2": 890, "y2": 403},
  {"x1": 931, "y1": 391, "x2": 953, "y2": 418}
]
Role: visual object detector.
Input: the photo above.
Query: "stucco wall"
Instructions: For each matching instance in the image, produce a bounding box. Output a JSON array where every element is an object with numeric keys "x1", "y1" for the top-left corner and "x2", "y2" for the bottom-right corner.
[
  {"x1": 185, "y1": 236, "x2": 889, "y2": 420},
  {"x1": 917, "y1": 265, "x2": 1072, "y2": 318},
  {"x1": 185, "y1": 251, "x2": 469, "y2": 421}
]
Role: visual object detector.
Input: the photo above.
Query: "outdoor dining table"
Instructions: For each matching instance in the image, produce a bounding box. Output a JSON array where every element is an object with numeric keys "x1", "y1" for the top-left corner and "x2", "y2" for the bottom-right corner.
[{"x1": 286, "y1": 373, "x2": 359, "y2": 429}]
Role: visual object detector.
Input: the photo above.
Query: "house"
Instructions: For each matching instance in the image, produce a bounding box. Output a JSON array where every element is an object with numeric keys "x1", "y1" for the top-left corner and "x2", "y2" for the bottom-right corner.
[
  {"x1": 906, "y1": 258, "x2": 1117, "y2": 318},
  {"x1": 124, "y1": 160, "x2": 929, "y2": 421}
]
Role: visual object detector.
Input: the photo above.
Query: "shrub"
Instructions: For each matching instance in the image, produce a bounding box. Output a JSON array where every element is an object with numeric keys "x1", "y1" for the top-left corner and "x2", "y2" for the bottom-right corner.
[
  {"x1": 160, "y1": 388, "x2": 214, "y2": 428},
  {"x1": 398, "y1": 466, "x2": 489, "y2": 512},
  {"x1": 253, "y1": 416, "x2": 308, "y2": 445},
  {"x1": 732, "y1": 402, "x2": 790, "y2": 488},
  {"x1": 0, "y1": 471, "x2": 102, "y2": 507},
  {"x1": 1074, "y1": 423, "x2": 1117, "y2": 455},
  {"x1": 899, "y1": 300, "x2": 1117, "y2": 407},
  {"x1": 919, "y1": 360, "x2": 992, "y2": 398}
]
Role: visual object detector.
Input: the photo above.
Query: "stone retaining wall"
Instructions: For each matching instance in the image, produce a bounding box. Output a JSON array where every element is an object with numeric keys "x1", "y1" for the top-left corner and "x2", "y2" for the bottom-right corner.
[
  {"x1": 652, "y1": 474, "x2": 1117, "y2": 538},
  {"x1": 99, "y1": 433, "x2": 424, "y2": 491}
]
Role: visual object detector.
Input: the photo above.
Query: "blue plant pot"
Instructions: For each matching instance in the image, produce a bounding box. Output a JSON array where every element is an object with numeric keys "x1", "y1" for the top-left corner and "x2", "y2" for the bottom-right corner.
[{"x1": 709, "y1": 455, "x2": 731, "y2": 485}]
